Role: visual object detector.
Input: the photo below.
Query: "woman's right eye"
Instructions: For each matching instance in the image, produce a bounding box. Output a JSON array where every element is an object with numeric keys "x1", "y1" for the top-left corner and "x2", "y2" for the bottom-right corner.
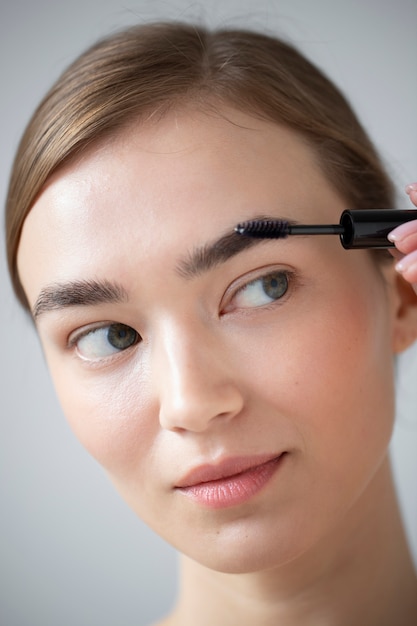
[{"x1": 69, "y1": 322, "x2": 140, "y2": 361}]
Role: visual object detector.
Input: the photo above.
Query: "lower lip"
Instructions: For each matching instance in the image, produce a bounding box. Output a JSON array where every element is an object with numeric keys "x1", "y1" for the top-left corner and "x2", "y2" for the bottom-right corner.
[{"x1": 177, "y1": 454, "x2": 286, "y2": 510}]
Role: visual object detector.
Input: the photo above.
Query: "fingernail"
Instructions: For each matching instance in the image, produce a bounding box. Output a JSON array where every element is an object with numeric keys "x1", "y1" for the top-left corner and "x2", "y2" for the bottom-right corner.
[
  {"x1": 405, "y1": 182, "x2": 417, "y2": 195},
  {"x1": 395, "y1": 250, "x2": 417, "y2": 275},
  {"x1": 388, "y1": 219, "x2": 417, "y2": 242}
]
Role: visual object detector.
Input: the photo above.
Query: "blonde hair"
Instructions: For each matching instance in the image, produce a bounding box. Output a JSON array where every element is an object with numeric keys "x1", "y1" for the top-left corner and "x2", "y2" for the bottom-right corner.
[{"x1": 5, "y1": 22, "x2": 394, "y2": 309}]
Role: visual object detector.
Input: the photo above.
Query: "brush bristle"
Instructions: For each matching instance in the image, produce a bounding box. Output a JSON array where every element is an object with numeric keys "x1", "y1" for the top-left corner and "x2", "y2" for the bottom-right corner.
[{"x1": 235, "y1": 219, "x2": 289, "y2": 238}]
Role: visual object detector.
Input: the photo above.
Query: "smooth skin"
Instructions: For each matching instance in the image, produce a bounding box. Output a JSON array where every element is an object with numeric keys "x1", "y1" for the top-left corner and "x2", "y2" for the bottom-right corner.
[{"x1": 17, "y1": 108, "x2": 417, "y2": 626}]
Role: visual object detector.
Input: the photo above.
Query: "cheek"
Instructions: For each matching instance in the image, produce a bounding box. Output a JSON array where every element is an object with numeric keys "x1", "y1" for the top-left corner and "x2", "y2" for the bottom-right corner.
[
  {"x1": 46, "y1": 355, "x2": 158, "y2": 478},
  {"x1": 240, "y1": 279, "x2": 395, "y2": 474},
  {"x1": 296, "y1": 312, "x2": 395, "y2": 466}
]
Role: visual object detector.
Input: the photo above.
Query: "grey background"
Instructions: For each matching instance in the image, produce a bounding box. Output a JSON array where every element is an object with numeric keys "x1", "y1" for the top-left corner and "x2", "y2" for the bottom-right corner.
[{"x1": 1, "y1": 1, "x2": 416, "y2": 625}]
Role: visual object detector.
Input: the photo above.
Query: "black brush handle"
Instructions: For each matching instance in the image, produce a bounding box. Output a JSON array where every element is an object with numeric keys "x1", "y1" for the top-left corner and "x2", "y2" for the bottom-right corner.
[{"x1": 340, "y1": 209, "x2": 417, "y2": 249}]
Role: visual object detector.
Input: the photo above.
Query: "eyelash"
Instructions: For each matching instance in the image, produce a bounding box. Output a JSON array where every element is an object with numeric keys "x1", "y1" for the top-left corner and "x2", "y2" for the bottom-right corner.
[
  {"x1": 222, "y1": 267, "x2": 295, "y2": 314},
  {"x1": 67, "y1": 322, "x2": 141, "y2": 362}
]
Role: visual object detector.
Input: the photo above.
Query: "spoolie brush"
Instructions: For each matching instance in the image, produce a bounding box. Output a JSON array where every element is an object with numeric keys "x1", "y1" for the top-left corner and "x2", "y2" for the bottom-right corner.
[{"x1": 234, "y1": 220, "x2": 343, "y2": 238}]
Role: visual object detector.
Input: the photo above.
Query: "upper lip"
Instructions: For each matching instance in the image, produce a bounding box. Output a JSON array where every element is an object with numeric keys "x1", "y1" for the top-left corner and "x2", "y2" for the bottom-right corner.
[{"x1": 175, "y1": 453, "x2": 285, "y2": 488}]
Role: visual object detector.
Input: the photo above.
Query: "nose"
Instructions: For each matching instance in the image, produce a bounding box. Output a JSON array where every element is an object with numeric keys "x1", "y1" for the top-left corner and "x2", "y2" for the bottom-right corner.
[{"x1": 153, "y1": 323, "x2": 244, "y2": 433}]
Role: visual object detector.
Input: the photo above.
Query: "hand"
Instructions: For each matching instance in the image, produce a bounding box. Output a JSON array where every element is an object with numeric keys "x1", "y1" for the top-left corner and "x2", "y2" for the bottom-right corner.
[{"x1": 388, "y1": 183, "x2": 417, "y2": 291}]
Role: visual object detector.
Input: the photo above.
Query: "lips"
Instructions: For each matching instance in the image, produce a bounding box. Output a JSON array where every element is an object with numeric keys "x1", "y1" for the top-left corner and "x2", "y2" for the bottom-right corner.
[{"x1": 175, "y1": 453, "x2": 287, "y2": 509}]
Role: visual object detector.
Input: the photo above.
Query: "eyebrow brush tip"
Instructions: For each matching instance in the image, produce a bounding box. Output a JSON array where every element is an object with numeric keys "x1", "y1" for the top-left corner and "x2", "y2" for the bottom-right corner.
[{"x1": 235, "y1": 220, "x2": 290, "y2": 238}]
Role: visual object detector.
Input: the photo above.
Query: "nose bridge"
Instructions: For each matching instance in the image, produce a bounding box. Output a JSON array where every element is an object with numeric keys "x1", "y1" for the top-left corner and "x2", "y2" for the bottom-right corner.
[{"x1": 153, "y1": 318, "x2": 243, "y2": 432}]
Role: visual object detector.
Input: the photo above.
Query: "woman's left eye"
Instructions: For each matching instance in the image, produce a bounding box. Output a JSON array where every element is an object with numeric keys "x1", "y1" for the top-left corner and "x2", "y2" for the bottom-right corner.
[
  {"x1": 225, "y1": 270, "x2": 290, "y2": 311},
  {"x1": 69, "y1": 322, "x2": 140, "y2": 361}
]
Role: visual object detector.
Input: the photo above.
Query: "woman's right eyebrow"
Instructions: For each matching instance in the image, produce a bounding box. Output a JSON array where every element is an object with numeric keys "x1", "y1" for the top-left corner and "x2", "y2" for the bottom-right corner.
[{"x1": 32, "y1": 279, "x2": 128, "y2": 321}]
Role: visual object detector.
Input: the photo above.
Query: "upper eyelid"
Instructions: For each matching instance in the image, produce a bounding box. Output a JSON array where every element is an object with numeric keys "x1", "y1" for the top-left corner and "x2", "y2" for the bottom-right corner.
[
  {"x1": 227, "y1": 265, "x2": 295, "y2": 297},
  {"x1": 67, "y1": 320, "x2": 115, "y2": 347},
  {"x1": 67, "y1": 320, "x2": 141, "y2": 350},
  {"x1": 241, "y1": 268, "x2": 291, "y2": 288}
]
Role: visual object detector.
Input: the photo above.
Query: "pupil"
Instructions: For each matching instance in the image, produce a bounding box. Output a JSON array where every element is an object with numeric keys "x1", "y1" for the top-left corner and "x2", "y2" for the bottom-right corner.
[{"x1": 107, "y1": 324, "x2": 137, "y2": 349}]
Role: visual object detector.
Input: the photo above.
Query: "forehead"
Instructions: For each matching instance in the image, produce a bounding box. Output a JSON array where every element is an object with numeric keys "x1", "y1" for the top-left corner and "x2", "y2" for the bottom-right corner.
[{"x1": 17, "y1": 107, "x2": 344, "y2": 305}]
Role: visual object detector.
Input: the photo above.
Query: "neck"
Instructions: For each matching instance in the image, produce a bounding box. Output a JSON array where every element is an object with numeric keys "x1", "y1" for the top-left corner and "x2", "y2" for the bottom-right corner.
[{"x1": 168, "y1": 457, "x2": 417, "y2": 626}]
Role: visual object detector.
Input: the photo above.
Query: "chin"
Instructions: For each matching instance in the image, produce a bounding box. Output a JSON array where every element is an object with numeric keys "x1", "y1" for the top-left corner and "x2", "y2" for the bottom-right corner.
[{"x1": 175, "y1": 516, "x2": 314, "y2": 575}]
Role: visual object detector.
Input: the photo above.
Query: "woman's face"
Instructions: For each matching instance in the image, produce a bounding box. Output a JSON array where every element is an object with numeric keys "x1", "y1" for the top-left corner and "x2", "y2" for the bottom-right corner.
[{"x1": 18, "y1": 108, "x2": 404, "y2": 573}]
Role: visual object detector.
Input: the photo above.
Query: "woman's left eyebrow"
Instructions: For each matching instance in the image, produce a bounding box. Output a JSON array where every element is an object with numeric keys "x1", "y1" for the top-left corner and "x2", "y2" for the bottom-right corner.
[{"x1": 176, "y1": 214, "x2": 291, "y2": 279}]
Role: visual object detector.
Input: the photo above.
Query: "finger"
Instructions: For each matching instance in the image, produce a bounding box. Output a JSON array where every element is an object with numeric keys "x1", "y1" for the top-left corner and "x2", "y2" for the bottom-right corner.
[
  {"x1": 388, "y1": 248, "x2": 404, "y2": 262},
  {"x1": 406, "y1": 182, "x2": 417, "y2": 206},
  {"x1": 395, "y1": 248, "x2": 417, "y2": 286},
  {"x1": 388, "y1": 219, "x2": 417, "y2": 254}
]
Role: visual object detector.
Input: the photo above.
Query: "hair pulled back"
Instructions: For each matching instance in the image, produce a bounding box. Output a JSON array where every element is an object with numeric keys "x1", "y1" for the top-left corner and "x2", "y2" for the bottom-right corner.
[{"x1": 5, "y1": 21, "x2": 394, "y2": 309}]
